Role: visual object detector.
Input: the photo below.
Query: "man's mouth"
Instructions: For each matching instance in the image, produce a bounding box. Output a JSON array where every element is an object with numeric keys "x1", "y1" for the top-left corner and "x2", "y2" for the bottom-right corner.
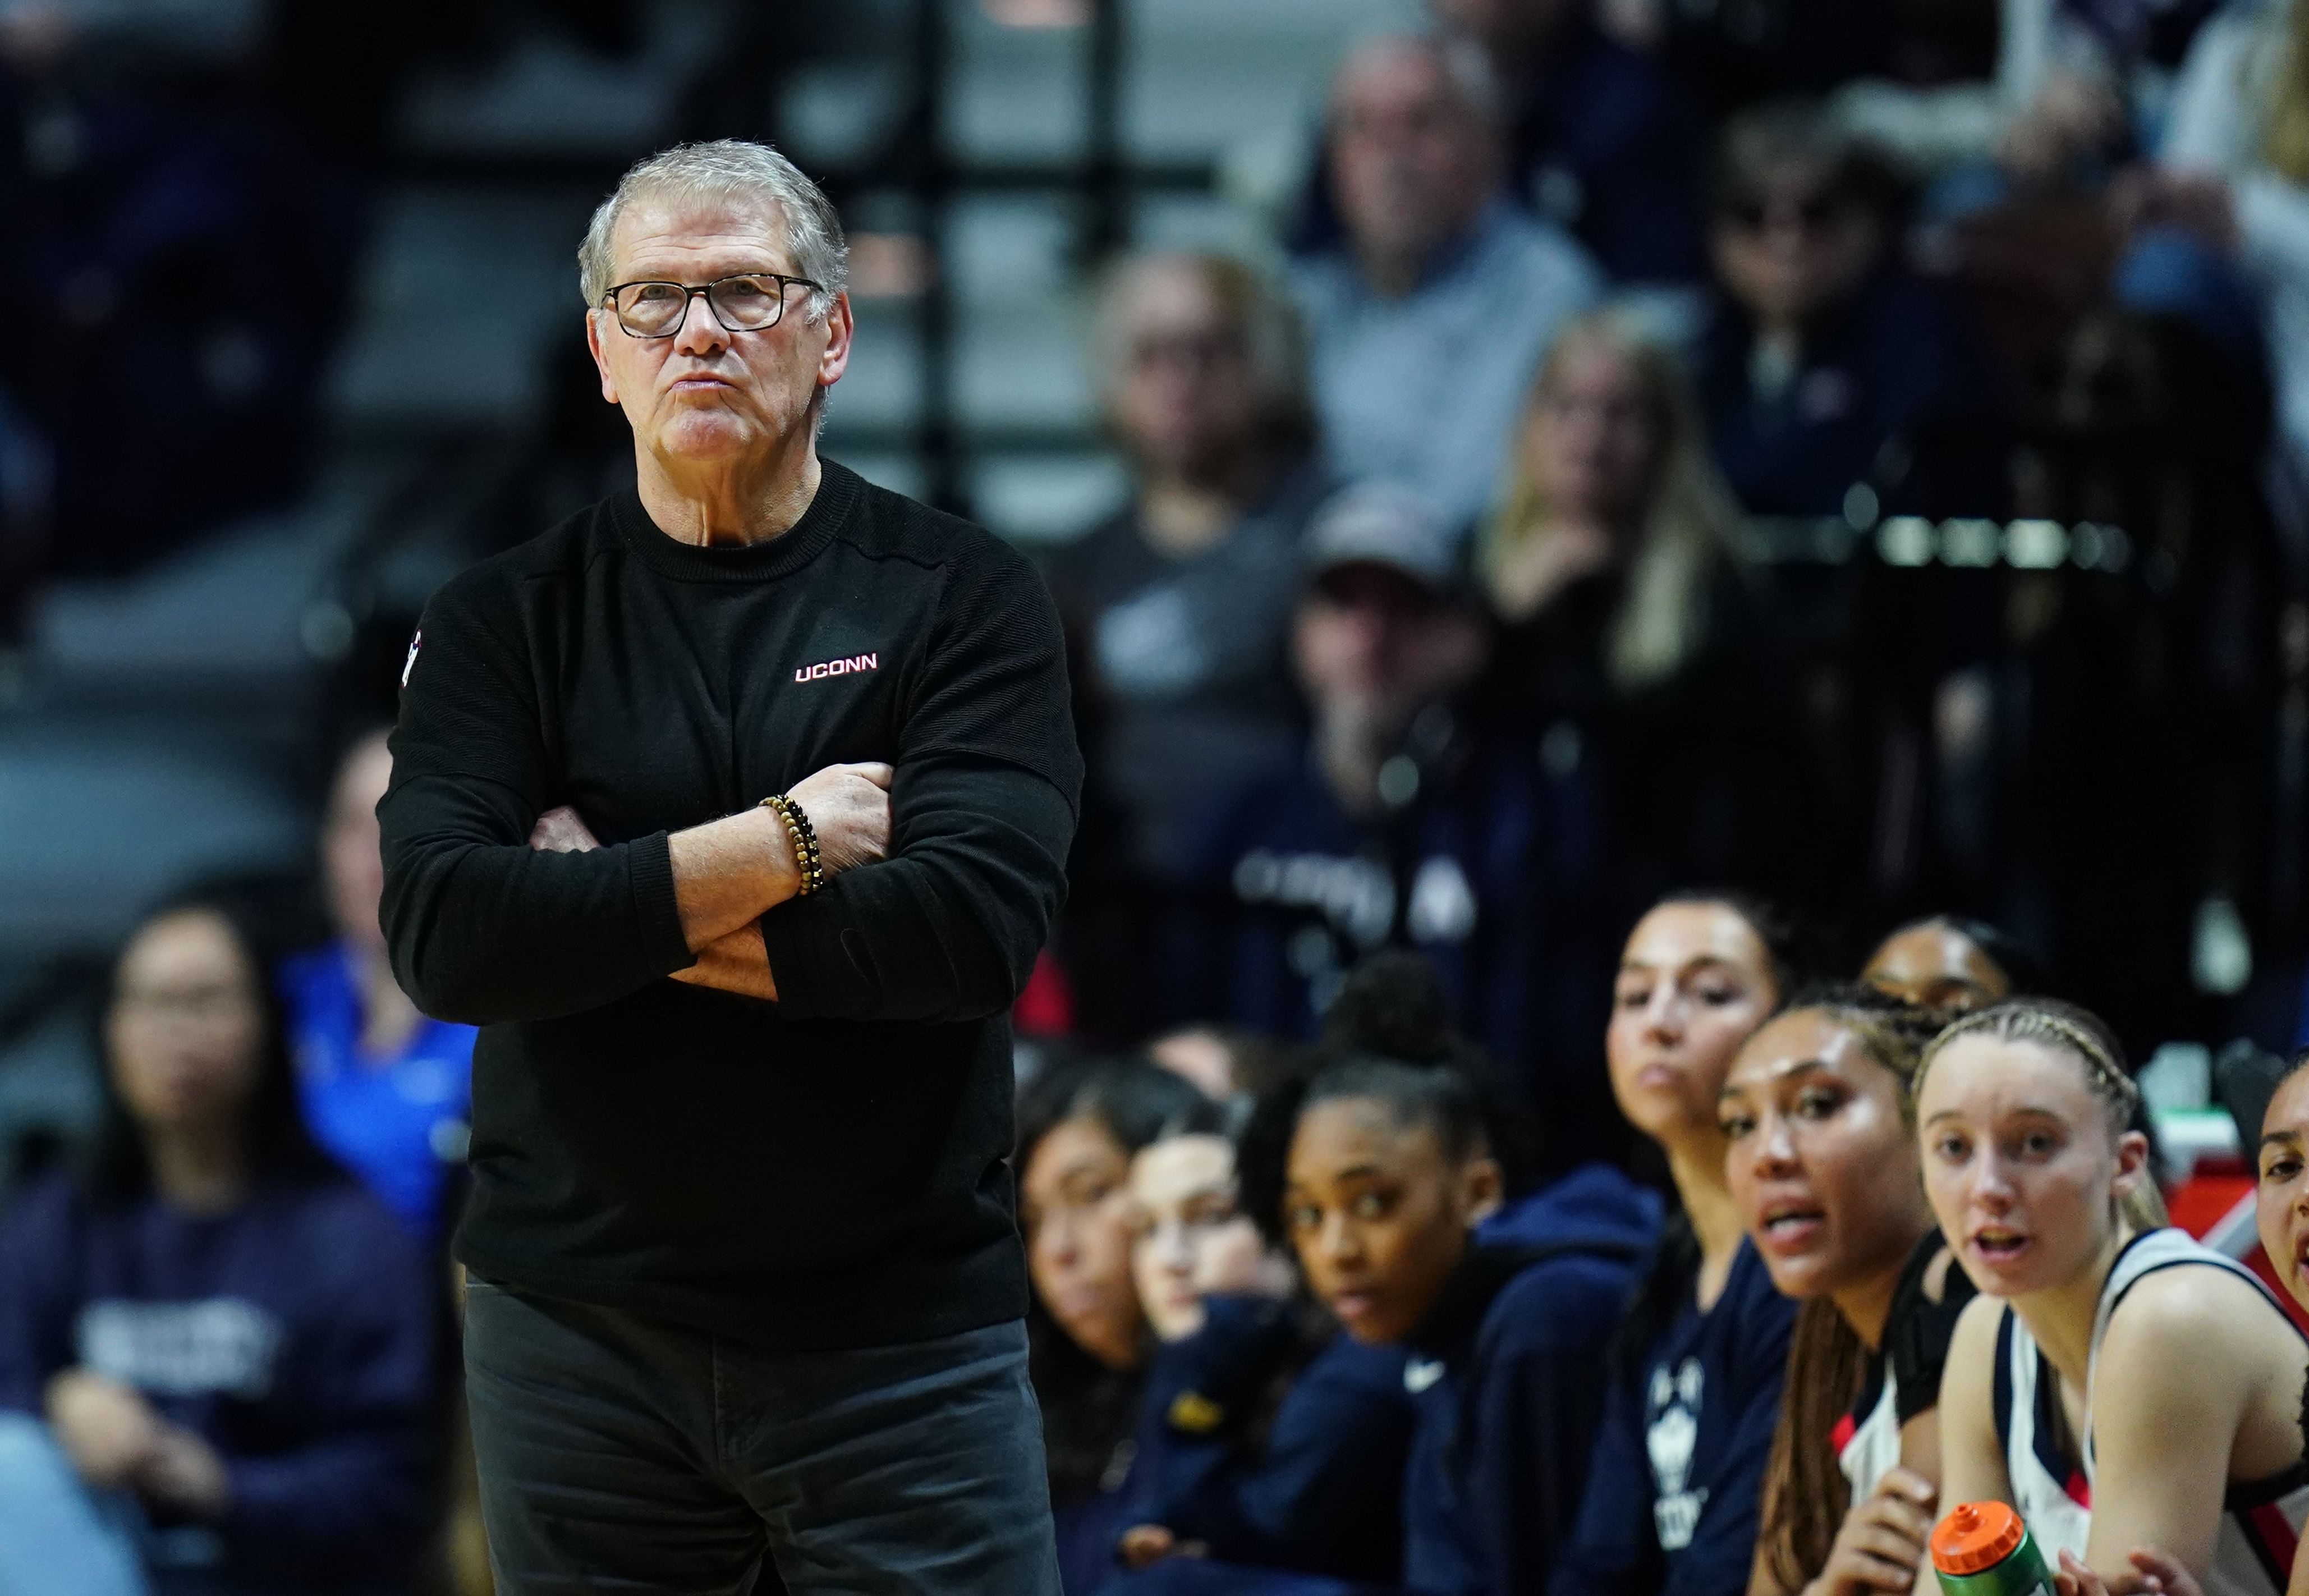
[{"x1": 1329, "y1": 1287, "x2": 1381, "y2": 1328}]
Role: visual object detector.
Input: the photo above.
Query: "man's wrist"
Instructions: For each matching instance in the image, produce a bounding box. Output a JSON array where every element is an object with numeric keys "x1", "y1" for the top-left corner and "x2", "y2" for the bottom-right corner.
[
  {"x1": 751, "y1": 804, "x2": 805, "y2": 904},
  {"x1": 759, "y1": 794, "x2": 825, "y2": 896}
]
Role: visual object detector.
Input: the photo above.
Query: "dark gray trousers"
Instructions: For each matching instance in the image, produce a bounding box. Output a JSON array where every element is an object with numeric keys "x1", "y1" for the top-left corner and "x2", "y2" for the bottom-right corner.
[{"x1": 463, "y1": 1278, "x2": 1062, "y2": 1595}]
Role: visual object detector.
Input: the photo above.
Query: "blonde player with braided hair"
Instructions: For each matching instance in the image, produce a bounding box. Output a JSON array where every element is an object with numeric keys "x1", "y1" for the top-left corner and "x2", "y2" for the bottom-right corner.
[{"x1": 1922, "y1": 998, "x2": 2309, "y2": 1596}]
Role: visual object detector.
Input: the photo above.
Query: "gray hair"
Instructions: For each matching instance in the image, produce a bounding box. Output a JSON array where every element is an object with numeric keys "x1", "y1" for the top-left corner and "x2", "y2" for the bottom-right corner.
[
  {"x1": 1334, "y1": 30, "x2": 1504, "y2": 127},
  {"x1": 577, "y1": 140, "x2": 850, "y2": 322},
  {"x1": 1091, "y1": 251, "x2": 1312, "y2": 450}
]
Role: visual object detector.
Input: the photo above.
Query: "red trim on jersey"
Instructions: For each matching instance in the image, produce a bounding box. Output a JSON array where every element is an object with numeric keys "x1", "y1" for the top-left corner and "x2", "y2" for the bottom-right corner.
[
  {"x1": 2250, "y1": 1502, "x2": 2301, "y2": 1575},
  {"x1": 1830, "y1": 1413, "x2": 1857, "y2": 1456},
  {"x1": 2065, "y1": 1471, "x2": 2092, "y2": 1508}
]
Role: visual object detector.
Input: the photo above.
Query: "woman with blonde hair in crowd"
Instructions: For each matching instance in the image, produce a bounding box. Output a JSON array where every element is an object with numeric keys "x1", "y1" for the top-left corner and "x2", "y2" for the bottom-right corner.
[
  {"x1": 1472, "y1": 308, "x2": 1811, "y2": 902},
  {"x1": 1925, "y1": 999, "x2": 2309, "y2": 1596},
  {"x1": 1717, "y1": 987, "x2": 1977, "y2": 1596},
  {"x1": 1477, "y1": 306, "x2": 1743, "y2": 714}
]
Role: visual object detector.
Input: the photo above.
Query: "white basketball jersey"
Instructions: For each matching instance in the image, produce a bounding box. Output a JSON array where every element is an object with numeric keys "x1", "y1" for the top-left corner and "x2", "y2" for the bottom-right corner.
[{"x1": 1994, "y1": 1229, "x2": 2309, "y2": 1596}]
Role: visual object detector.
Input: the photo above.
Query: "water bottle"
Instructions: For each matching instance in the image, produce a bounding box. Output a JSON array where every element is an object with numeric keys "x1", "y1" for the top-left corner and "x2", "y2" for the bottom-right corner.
[{"x1": 1930, "y1": 1501, "x2": 2056, "y2": 1596}]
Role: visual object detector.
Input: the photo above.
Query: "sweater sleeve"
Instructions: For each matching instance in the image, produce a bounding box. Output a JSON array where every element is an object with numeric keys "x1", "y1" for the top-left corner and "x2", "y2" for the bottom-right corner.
[
  {"x1": 1549, "y1": 1367, "x2": 1661, "y2": 1596},
  {"x1": 758, "y1": 544, "x2": 1082, "y2": 1023},
  {"x1": 214, "y1": 1195, "x2": 437, "y2": 1575},
  {"x1": 0, "y1": 1181, "x2": 80, "y2": 1416},
  {"x1": 1474, "y1": 1267, "x2": 1625, "y2": 1596},
  {"x1": 379, "y1": 572, "x2": 694, "y2": 1024}
]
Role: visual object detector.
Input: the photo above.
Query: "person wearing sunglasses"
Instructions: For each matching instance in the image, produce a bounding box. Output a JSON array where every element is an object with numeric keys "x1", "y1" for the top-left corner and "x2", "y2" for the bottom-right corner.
[
  {"x1": 1694, "y1": 103, "x2": 2005, "y2": 522},
  {"x1": 380, "y1": 139, "x2": 1082, "y2": 1594}
]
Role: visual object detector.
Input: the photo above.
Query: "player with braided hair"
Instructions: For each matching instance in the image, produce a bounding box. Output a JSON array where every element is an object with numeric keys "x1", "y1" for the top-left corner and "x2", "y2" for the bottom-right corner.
[{"x1": 1924, "y1": 999, "x2": 2309, "y2": 1596}]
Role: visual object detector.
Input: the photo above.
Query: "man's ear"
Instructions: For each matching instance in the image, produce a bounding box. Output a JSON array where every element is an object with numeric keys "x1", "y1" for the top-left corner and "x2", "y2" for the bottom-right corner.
[
  {"x1": 585, "y1": 309, "x2": 621, "y2": 406},
  {"x1": 815, "y1": 290, "x2": 855, "y2": 389},
  {"x1": 1461, "y1": 1155, "x2": 1504, "y2": 1228}
]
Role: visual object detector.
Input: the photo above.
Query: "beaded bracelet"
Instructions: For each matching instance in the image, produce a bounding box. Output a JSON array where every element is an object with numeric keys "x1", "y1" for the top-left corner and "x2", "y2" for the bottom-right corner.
[{"x1": 760, "y1": 794, "x2": 825, "y2": 896}]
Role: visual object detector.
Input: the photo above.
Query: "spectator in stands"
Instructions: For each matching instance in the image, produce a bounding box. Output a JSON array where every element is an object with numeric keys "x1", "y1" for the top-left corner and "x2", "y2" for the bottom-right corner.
[
  {"x1": 1018, "y1": 1058, "x2": 1214, "y2": 1595},
  {"x1": 1429, "y1": 0, "x2": 1710, "y2": 286},
  {"x1": 1049, "y1": 253, "x2": 1322, "y2": 888},
  {"x1": 1594, "y1": 0, "x2": 1890, "y2": 124},
  {"x1": 0, "y1": 899, "x2": 437, "y2": 1595},
  {"x1": 0, "y1": 0, "x2": 383, "y2": 578},
  {"x1": 1293, "y1": 33, "x2": 1601, "y2": 540},
  {"x1": 1262, "y1": 1027, "x2": 1654, "y2": 1594},
  {"x1": 1476, "y1": 307, "x2": 1746, "y2": 723},
  {"x1": 1861, "y1": 913, "x2": 2044, "y2": 1011},
  {"x1": 2141, "y1": 0, "x2": 2309, "y2": 521},
  {"x1": 1720, "y1": 988, "x2": 1975, "y2": 1596},
  {"x1": 1471, "y1": 308, "x2": 1820, "y2": 908},
  {"x1": 279, "y1": 729, "x2": 476, "y2": 1239},
  {"x1": 1697, "y1": 104, "x2": 2005, "y2": 518},
  {"x1": 1830, "y1": 0, "x2": 2131, "y2": 203},
  {"x1": 1185, "y1": 486, "x2": 1616, "y2": 1174},
  {"x1": 1551, "y1": 893, "x2": 1798, "y2": 1596}
]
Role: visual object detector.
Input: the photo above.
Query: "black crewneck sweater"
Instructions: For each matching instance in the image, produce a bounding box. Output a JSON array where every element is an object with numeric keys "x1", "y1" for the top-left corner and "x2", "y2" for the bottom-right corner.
[{"x1": 379, "y1": 461, "x2": 1082, "y2": 1350}]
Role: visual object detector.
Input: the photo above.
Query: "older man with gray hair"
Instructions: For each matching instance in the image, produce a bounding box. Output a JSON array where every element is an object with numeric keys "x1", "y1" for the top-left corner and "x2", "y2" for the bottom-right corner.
[
  {"x1": 380, "y1": 140, "x2": 1077, "y2": 1593},
  {"x1": 1296, "y1": 32, "x2": 1601, "y2": 542}
]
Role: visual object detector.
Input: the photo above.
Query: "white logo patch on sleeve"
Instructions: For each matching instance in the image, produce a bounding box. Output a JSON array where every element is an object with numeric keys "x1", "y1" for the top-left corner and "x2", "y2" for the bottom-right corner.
[{"x1": 402, "y1": 629, "x2": 422, "y2": 688}]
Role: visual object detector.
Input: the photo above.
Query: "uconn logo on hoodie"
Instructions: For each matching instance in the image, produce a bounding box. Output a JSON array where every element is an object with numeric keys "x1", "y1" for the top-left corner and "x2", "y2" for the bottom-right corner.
[
  {"x1": 77, "y1": 1299, "x2": 283, "y2": 1400},
  {"x1": 1647, "y1": 1357, "x2": 1707, "y2": 1550},
  {"x1": 795, "y1": 653, "x2": 878, "y2": 684}
]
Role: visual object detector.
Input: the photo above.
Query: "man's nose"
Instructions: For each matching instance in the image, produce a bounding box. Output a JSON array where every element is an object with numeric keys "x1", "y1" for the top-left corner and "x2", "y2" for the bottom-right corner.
[{"x1": 671, "y1": 292, "x2": 729, "y2": 357}]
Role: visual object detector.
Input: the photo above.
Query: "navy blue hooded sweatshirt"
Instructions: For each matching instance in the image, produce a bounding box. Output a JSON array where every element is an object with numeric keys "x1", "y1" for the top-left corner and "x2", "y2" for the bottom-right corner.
[
  {"x1": 1402, "y1": 1167, "x2": 1657, "y2": 1596},
  {"x1": 0, "y1": 1172, "x2": 437, "y2": 1593},
  {"x1": 1123, "y1": 1294, "x2": 1415, "y2": 1584},
  {"x1": 1550, "y1": 1239, "x2": 1794, "y2": 1596}
]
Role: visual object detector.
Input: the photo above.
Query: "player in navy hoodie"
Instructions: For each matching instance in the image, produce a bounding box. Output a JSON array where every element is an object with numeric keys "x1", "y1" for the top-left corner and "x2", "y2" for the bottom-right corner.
[
  {"x1": 0, "y1": 900, "x2": 438, "y2": 1596},
  {"x1": 1551, "y1": 893, "x2": 1807, "y2": 1596},
  {"x1": 1276, "y1": 1050, "x2": 1653, "y2": 1596}
]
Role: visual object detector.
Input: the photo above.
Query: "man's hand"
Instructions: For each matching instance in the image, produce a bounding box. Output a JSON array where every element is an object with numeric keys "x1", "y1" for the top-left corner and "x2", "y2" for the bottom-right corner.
[
  {"x1": 786, "y1": 762, "x2": 893, "y2": 875},
  {"x1": 47, "y1": 1369, "x2": 161, "y2": 1490},
  {"x1": 530, "y1": 805, "x2": 602, "y2": 853},
  {"x1": 1805, "y1": 1468, "x2": 1937, "y2": 1596}
]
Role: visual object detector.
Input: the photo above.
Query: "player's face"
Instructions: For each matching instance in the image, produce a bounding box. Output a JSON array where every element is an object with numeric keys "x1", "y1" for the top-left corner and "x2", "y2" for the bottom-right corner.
[
  {"x1": 2255, "y1": 1068, "x2": 2309, "y2": 1313},
  {"x1": 1021, "y1": 1115, "x2": 1145, "y2": 1370},
  {"x1": 1721, "y1": 1011, "x2": 1930, "y2": 1302},
  {"x1": 1609, "y1": 903, "x2": 1780, "y2": 1146},
  {"x1": 1284, "y1": 1098, "x2": 1498, "y2": 1345},
  {"x1": 1918, "y1": 1038, "x2": 2145, "y2": 1298}
]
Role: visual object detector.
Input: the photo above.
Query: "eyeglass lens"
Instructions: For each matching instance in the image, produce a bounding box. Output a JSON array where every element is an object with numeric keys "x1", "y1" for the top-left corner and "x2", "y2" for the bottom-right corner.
[{"x1": 612, "y1": 276, "x2": 793, "y2": 336}]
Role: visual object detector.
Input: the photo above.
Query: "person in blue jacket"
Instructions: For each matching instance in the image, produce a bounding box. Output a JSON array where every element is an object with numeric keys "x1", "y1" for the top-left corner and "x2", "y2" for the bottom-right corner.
[
  {"x1": 1552, "y1": 892, "x2": 1806, "y2": 1596},
  {"x1": 1696, "y1": 104, "x2": 2006, "y2": 521},
  {"x1": 1274, "y1": 1040, "x2": 1654, "y2": 1594},
  {"x1": 1110, "y1": 1106, "x2": 1415, "y2": 1588},
  {"x1": 0, "y1": 898, "x2": 439, "y2": 1596},
  {"x1": 1181, "y1": 489, "x2": 1618, "y2": 1182},
  {"x1": 279, "y1": 728, "x2": 476, "y2": 1239}
]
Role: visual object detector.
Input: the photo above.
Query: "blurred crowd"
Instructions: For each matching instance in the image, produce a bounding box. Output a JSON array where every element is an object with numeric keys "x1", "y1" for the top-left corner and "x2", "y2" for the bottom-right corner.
[{"x1": 12, "y1": 0, "x2": 2309, "y2": 1590}]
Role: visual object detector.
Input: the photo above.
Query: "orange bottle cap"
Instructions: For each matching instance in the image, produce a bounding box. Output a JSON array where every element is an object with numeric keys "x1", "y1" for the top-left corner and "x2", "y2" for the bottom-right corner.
[{"x1": 1931, "y1": 1501, "x2": 2027, "y2": 1575}]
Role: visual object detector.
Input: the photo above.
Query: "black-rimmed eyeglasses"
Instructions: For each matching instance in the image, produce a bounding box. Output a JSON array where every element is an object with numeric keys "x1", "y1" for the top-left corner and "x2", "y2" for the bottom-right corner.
[{"x1": 599, "y1": 273, "x2": 822, "y2": 338}]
